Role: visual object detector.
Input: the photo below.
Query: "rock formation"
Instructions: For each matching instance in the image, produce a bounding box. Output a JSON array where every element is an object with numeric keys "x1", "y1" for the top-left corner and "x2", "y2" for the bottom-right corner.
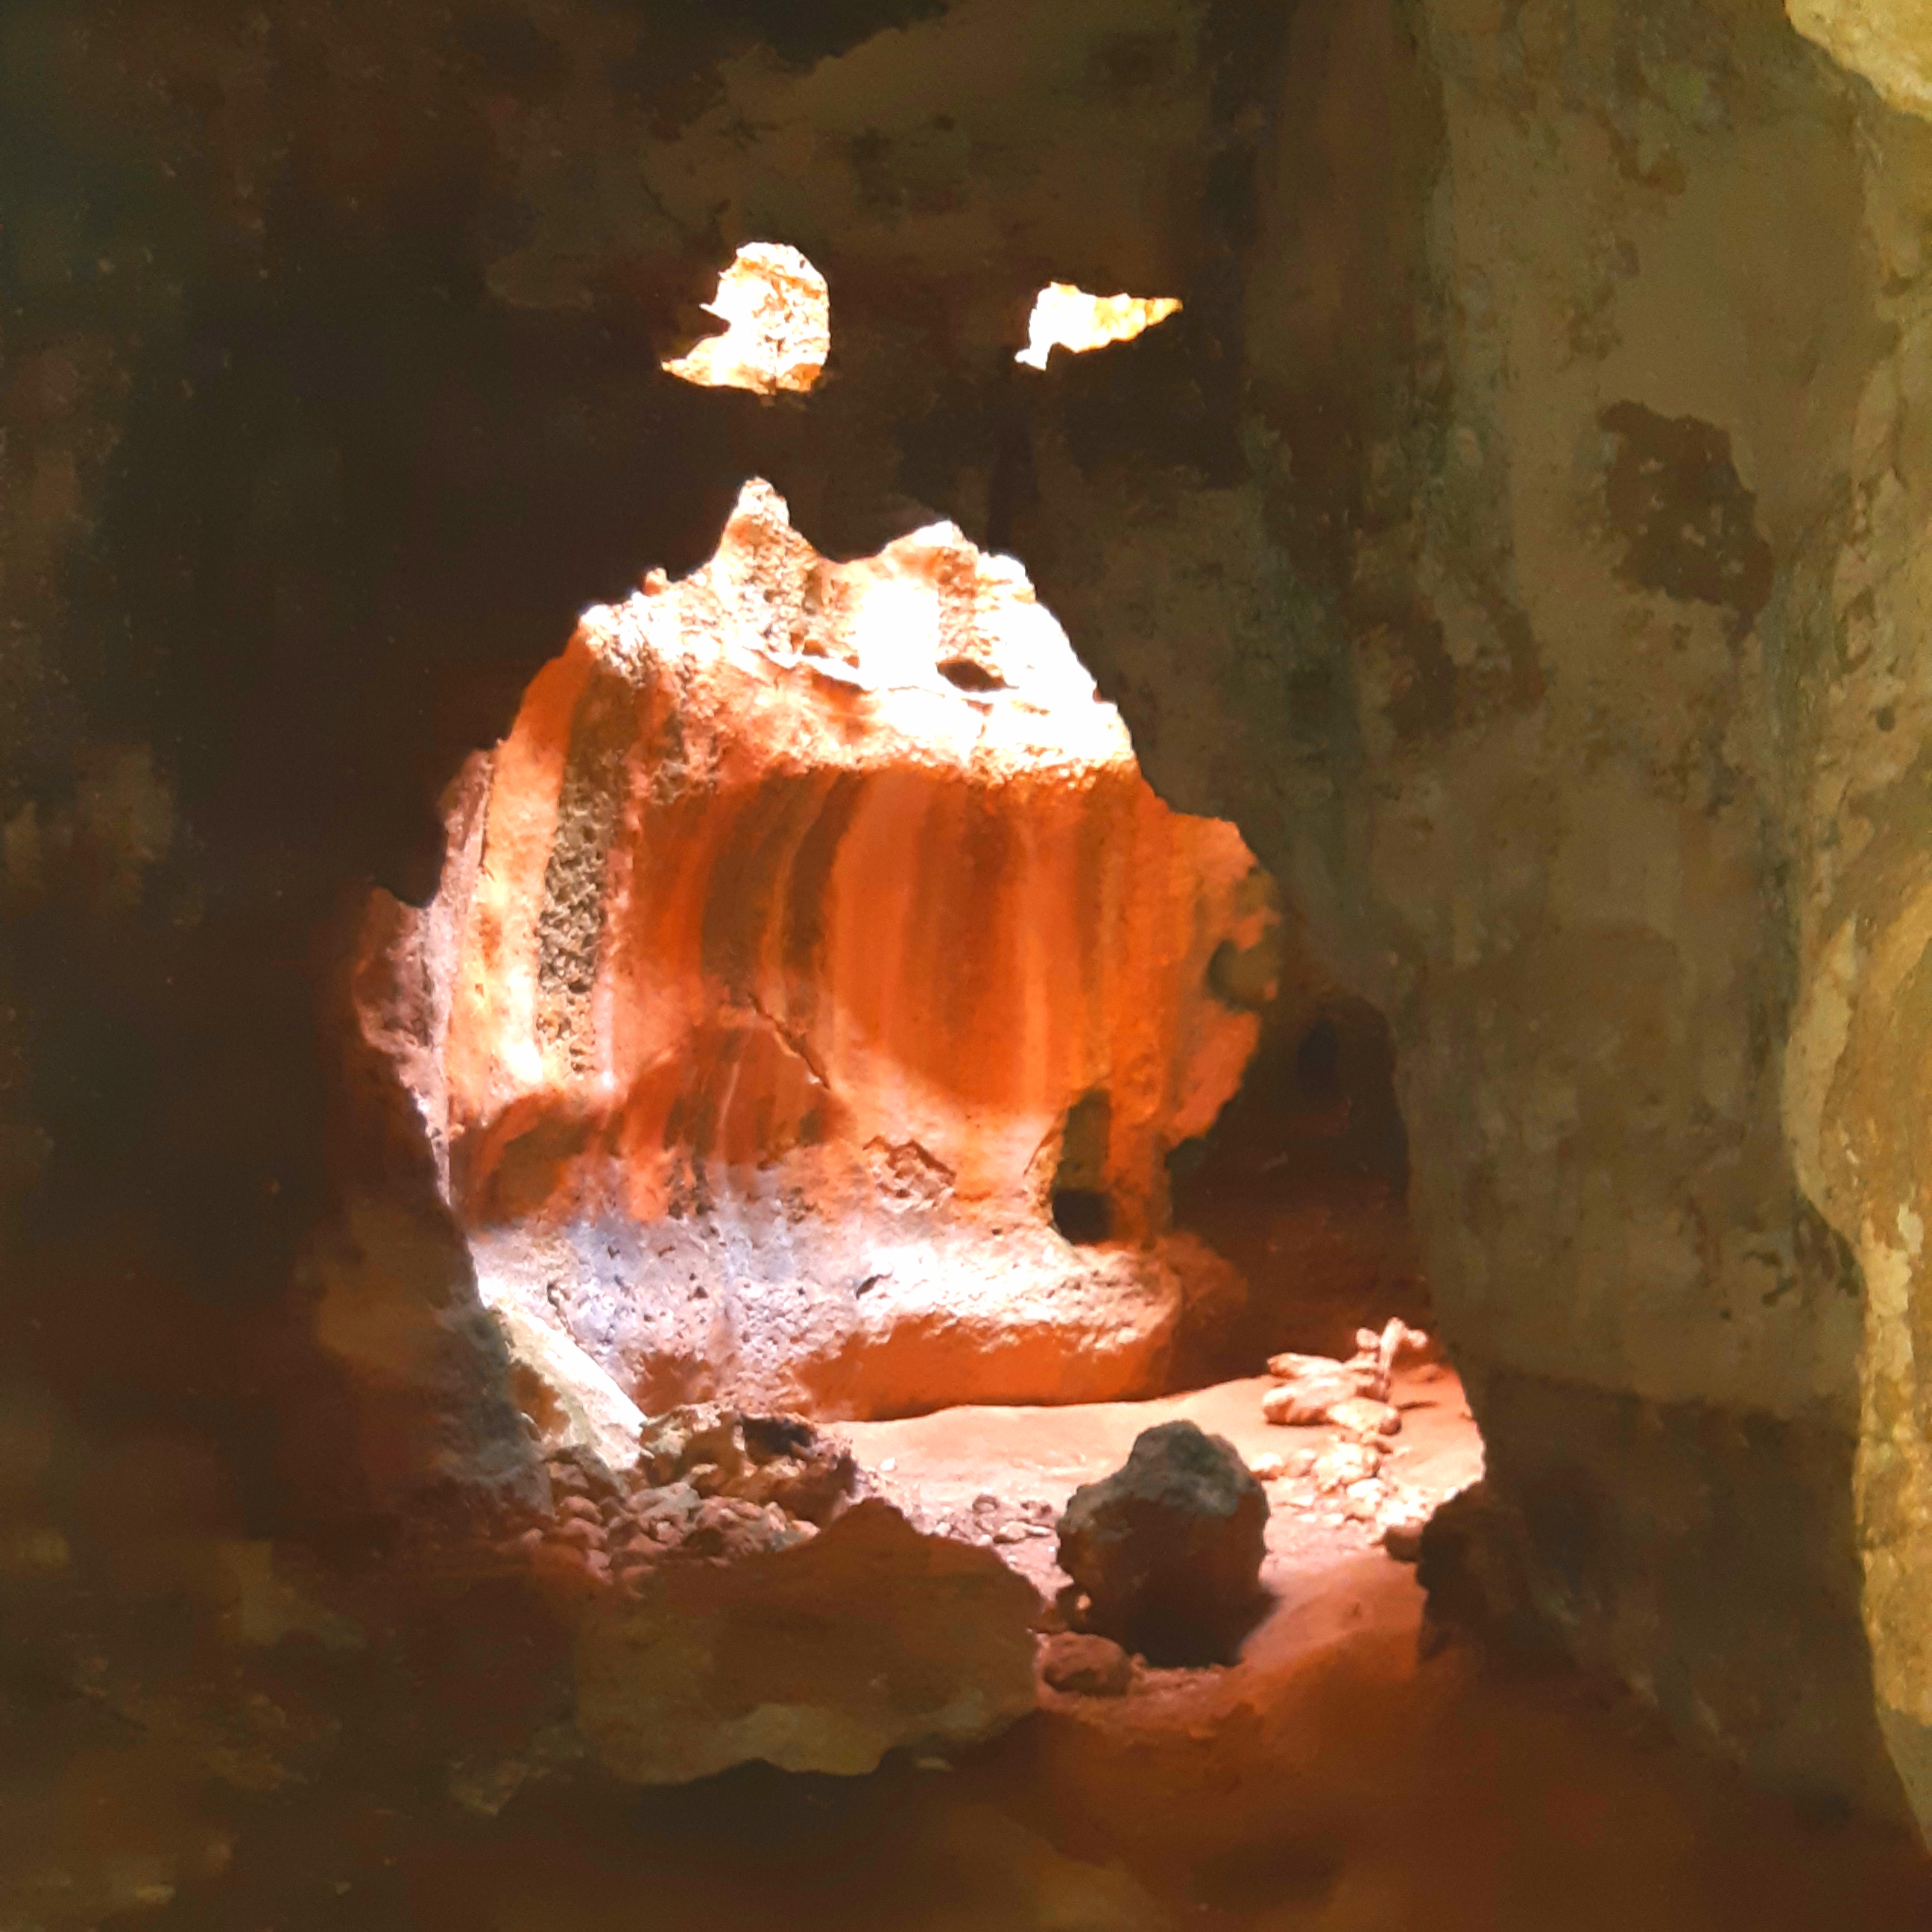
[
  {"x1": 573, "y1": 1499, "x2": 1041, "y2": 1783},
  {"x1": 359, "y1": 478, "x2": 1275, "y2": 1418},
  {"x1": 1261, "y1": 1319, "x2": 1423, "y2": 1433}
]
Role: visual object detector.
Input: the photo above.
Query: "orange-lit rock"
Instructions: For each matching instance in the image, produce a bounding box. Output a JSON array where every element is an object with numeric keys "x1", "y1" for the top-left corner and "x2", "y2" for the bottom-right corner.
[
  {"x1": 1015, "y1": 285, "x2": 1181, "y2": 370},
  {"x1": 359, "y1": 481, "x2": 1275, "y2": 1418},
  {"x1": 660, "y1": 243, "x2": 830, "y2": 395}
]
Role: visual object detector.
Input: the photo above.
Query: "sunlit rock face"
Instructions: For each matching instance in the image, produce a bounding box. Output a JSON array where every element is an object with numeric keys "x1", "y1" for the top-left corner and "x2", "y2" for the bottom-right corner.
[
  {"x1": 359, "y1": 481, "x2": 1270, "y2": 1418},
  {"x1": 1789, "y1": 0, "x2": 1932, "y2": 119},
  {"x1": 1014, "y1": 284, "x2": 1181, "y2": 370},
  {"x1": 660, "y1": 242, "x2": 830, "y2": 396}
]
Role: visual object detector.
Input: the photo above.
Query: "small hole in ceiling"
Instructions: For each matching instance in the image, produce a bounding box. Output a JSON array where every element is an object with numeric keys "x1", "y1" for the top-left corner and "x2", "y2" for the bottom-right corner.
[
  {"x1": 1015, "y1": 283, "x2": 1181, "y2": 370},
  {"x1": 662, "y1": 242, "x2": 830, "y2": 396}
]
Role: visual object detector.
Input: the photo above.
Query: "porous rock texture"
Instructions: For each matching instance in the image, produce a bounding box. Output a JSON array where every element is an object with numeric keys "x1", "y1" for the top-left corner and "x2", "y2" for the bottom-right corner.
[
  {"x1": 1038, "y1": 1631, "x2": 1137, "y2": 1698},
  {"x1": 12, "y1": 0, "x2": 1932, "y2": 1909},
  {"x1": 1056, "y1": 1420, "x2": 1269, "y2": 1664},
  {"x1": 575, "y1": 1498, "x2": 1041, "y2": 1783},
  {"x1": 661, "y1": 242, "x2": 831, "y2": 396},
  {"x1": 359, "y1": 477, "x2": 1271, "y2": 1418}
]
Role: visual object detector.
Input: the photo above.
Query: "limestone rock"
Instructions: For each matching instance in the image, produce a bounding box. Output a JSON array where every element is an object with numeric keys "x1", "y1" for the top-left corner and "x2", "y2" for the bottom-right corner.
[
  {"x1": 1263, "y1": 1322, "x2": 1425, "y2": 1429},
  {"x1": 637, "y1": 1404, "x2": 857, "y2": 1524},
  {"x1": 1261, "y1": 1368, "x2": 1360, "y2": 1427},
  {"x1": 1055, "y1": 1421, "x2": 1269, "y2": 1665},
  {"x1": 1788, "y1": 0, "x2": 1932, "y2": 119},
  {"x1": 1328, "y1": 1396, "x2": 1401, "y2": 1442},
  {"x1": 490, "y1": 1298, "x2": 643, "y2": 1480},
  {"x1": 362, "y1": 479, "x2": 1275, "y2": 1419},
  {"x1": 574, "y1": 1500, "x2": 1039, "y2": 1783},
  {"x1": 1310, "y1": 1442, "x2": 1383, "y2": 1493}
]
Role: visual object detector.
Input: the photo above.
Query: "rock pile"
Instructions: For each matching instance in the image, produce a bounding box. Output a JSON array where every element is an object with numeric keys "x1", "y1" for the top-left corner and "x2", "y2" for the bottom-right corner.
[
  {"x1": 1249, "y1": 1319, "x2": 1443, "y2": 1560},
  {"x1": 1260, "y1": 1318, "x2": 1427, "y2": 1437},
  {"x1": 927, "y1": 1492, "x2": 1060, "y2": 1549},
  {"x1": 1056, "y1": 1421, "x2": 1269, "y2": 1665},
  {"x1": 511, "y1": 1404, "x2": 859, "y2": 1595},
  {"x1": 494, "y1": 1405, "x2": 1045, "y2": 1787}
]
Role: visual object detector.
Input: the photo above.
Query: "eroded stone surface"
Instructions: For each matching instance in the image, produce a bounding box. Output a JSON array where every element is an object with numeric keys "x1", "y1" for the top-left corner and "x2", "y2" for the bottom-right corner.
[
  {"x1": 574, "y1": 1498, "x2": 1040, "y2": 1782},
  {"x1": 1790, "y1": 0, "x2": 1932, "y2": 119},
  {"x1": 661, "y1": 242, "x2": 830, "y2": 395},
  {"x1": 362, "y1": 479, "x2": 1276, "y2": 1418}
]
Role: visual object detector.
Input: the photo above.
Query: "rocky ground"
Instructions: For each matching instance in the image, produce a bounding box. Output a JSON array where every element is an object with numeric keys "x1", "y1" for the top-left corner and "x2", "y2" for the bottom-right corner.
[
  {"x1": 119, "y1": 1365, "x2": 1932, "y2": 1932},
  {"x1": 842, "y1": 1360, "x2": 1479, "y2": 1630}
]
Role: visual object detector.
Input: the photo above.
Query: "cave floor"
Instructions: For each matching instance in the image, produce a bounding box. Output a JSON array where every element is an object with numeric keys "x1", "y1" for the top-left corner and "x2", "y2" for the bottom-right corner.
[
  {"x1": 165, "y1": 1373, "x2": 1932, "y2": 1931},
  {"x1": 839, "y1": 1361, "x2": 1482, "y2": 1609}
]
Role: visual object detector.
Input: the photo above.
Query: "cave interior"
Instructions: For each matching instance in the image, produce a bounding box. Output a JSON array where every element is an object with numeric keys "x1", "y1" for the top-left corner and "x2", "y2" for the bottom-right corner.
[{"x1": 10, "y1": 0, "x2": 1932, "y2": 1926}]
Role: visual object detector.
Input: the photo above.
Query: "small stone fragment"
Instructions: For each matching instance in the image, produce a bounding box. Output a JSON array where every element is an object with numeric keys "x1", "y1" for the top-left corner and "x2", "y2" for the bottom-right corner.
[
  {"x1": 1311, "y1": 1442, "x2": 1382, "y2": 1491},
  {"x1": 638, "y1": 1480, "x2": 701, "y2": 1528},
  {"x1": 1263, "y1": 1382, "x2": 1333, "y2": 1427},
  {"x1": 1328, "y1": 1397, "x2": 1402, "y2": 1442},
  {"x1": 686, "y1": 1461, "x2": 729, "y2": 1497},
  {"x1": 1342, "y1": 1478, "x2": 1385, "y2": 1521},
  {"x1": 681, "y1": 1496, "x2": 792, "y2": 1561},
  {"x1": 1040, "y1": 1632, "x2": 1134, "y2": 1697},
  {"x1": 1262, "y1": 1357, "x2": 1366, "y2": 1426},
  {"x1": 639, "y1": 1406, "x2": 746, "y2": 1488}
]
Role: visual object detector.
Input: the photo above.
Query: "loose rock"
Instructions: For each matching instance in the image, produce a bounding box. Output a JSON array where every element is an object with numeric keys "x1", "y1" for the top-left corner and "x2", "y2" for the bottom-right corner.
[
  {"x1": 1056, "y1": 1421, "x2": 1269, "y2": 1665},
  {"x1": 1263, "y1": 1320, "x2": 1430, "y2": 1430},
  {"x1": 1328, "y1": 1396, "x2": 1402, "y2": 1442},
  {"x1": 1039, "y1": 1632, "x2": 1134, "y2": 1698}
]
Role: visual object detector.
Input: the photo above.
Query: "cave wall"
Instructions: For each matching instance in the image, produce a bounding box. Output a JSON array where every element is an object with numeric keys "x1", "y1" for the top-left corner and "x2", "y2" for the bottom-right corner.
[
  {"x1": 365, "y1": 479, "x2": 1270, "y2": 1417},
  {"x1": 1357, "y1": 0, "x2": 1932, "y2": 1822},
  {"x1": 990, "y1": 0, "x2": 1932, "y2": 1825},
  {"x1": 1777, "y1": 0, "x2": 1932, "y2": 1832},
  {"x1": 1350, "y1": 0, "x2": 1894, "y2": 1808},
  {"x1": 0, "y1": 4, "x2": 1302, "y2": 1910},
  {"x1": 7, "y1": 0, "x2": 1932, "y2": 1895}
]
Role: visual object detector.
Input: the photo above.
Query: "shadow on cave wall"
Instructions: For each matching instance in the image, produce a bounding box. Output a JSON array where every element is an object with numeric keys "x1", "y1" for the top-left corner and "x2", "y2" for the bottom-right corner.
[{"x1": 1169, "y1": 994, "x2": 1426, "y2": 1368}]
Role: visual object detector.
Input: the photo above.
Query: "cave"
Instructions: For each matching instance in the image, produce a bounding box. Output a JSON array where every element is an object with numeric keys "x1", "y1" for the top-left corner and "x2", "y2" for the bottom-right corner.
[
  {"x1": 10, "y1": 0, "x2": 1932, "y2": 1926},
  {"x1": 356, "y1": 457, "x2": 1413, "y2": 1424}
]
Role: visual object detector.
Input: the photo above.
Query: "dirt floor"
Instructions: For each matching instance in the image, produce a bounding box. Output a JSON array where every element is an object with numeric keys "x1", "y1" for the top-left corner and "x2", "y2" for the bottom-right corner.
[
  {"x1": 842, "y1": 1360, "x2": 1480, "y2": 1609},
  {"x1": 150, "y1": 1368, "x2": 1932, "y2": 1931}
]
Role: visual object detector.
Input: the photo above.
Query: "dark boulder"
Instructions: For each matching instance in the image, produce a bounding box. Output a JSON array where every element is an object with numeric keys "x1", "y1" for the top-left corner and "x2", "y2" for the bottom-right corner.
[{"x1": 1055, "y1": 1421, "x2": 1269, "y2": 1665}]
